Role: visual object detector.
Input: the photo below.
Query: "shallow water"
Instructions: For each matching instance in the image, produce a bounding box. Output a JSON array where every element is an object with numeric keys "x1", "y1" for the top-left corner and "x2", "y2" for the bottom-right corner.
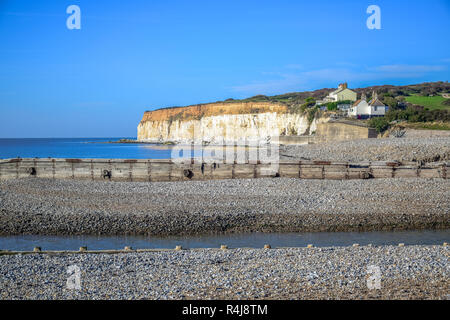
[{"x1": 1, "y1": 230, "x2": 448, "y2": 251}]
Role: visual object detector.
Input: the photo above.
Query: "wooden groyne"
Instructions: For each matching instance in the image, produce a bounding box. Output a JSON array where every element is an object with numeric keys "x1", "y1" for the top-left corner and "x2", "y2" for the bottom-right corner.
[
  {"x1": 0, "y1": 158, "x2": 448, "y2": 182},
  {"x1": 0, "y1": 158, "x2": 449, "y2": 181}
]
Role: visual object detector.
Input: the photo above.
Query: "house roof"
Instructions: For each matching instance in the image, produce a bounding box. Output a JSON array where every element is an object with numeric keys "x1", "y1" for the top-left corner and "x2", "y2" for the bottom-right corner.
[
  {"x1": 368, "y1": 98, "x2": 385, "y2": 107},
  {"x1": 330, "y1": 88, "x2": 344, "y2": 95},
  {"x1": 330, "y1": 87, "x2": 356, "y2": 97},
  {"x1": 353, "y1": 99, "x2": 362, "y2": 107}
]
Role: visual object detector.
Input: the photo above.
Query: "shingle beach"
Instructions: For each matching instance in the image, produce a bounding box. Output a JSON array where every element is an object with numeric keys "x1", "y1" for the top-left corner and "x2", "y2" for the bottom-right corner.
[{"x1": 0, "y1": 246, "x2": 448, "y2": 300}]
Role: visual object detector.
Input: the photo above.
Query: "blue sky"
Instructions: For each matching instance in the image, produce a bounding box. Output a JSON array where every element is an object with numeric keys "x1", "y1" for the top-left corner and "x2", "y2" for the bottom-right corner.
[{"x1": 0, "y1": 0, "x2": 449, "y2": 138}]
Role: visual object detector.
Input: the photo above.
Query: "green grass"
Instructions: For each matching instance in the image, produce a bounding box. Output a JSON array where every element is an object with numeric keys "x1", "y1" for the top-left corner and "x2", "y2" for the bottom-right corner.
[{"x1": 405, "y1": 95, "x2": 449, "y2": 110}]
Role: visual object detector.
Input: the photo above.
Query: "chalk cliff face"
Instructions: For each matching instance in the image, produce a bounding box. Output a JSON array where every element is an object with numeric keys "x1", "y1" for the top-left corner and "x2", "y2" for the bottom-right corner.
[{"x1": 137, "y1": 102, "x2": 328, "y2": 144}]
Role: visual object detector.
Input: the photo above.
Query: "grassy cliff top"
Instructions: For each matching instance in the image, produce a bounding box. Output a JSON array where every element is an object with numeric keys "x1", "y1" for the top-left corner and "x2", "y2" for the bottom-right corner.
[
  {"x1": 142, "y1": 81, "x2": 450, "y2": 122},
  {"x1": 141, "y1": 101, "x2": 288, "y2": 122}
]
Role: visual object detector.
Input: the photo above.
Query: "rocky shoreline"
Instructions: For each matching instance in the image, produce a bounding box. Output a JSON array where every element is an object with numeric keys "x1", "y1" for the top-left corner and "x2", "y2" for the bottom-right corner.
[
  {"x1": 0, "y1": 177, "x2": 448, "y2": 236},
  {"x1": 0, "y1": 245, "x2": 447, "y2": 299}
]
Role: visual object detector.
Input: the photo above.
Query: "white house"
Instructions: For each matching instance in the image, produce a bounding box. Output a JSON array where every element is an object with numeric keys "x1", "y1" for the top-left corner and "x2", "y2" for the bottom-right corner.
[
  {"x1": 348, "y1": 92, "x2": 387, "y2": 119},
  {"x1": 323, "y1": 83, "x2": 357, "y2": 103}
]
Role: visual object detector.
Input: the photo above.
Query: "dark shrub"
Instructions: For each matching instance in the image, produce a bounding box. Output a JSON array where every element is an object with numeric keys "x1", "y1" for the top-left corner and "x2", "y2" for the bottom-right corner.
[{"x1": 368, "y1": 117, "x2": 390, "y2": 133}]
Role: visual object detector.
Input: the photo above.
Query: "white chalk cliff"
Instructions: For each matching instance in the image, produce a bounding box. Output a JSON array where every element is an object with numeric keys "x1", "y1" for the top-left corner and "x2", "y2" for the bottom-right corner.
[{"x1": 138, "y1": 102, "x2": 328, "y2": 144}]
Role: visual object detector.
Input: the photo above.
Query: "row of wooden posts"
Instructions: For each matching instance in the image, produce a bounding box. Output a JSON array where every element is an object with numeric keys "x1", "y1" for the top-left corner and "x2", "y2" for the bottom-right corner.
[{"x1": 1, "y1": 243, "x2": 447, "y2": 255}]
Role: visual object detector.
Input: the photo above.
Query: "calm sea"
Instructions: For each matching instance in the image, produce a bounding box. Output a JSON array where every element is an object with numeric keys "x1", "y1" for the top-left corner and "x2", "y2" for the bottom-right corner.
[{"x1": 0, "y1": 138, "x2": 176, "y2": 159}]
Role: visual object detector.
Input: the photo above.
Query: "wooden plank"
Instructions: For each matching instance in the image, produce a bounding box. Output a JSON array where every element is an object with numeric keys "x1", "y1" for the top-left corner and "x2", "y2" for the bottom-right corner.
[
  {"x1": 279, "y1": 164, "x2": 299, "y2": 178},
  {"x1": 129, "y1": 162, "x2": 150, "y2": 182},
  {"x1": 149, "y1": 162, "x2": 172, "y2": 181},
  {"x1": 394, "y1": 168, "x2": 419, "y2": 178},
  {"x1": 300, "y1": 167, "x2": 323, "y2": 179},
  {"x1": 324, "y1": 170, "x2": 347, "y2": 180},
  {"x1": 211, "y1": 163, "x2": 233, "y2": 180},
  {"x1": 233, "y1": 163, "x2": 254, "y2": 179},
  {"x1": 256, "y1": 164, "x2": 277, "y2": 178},
  {"x1": 371, "y1": 167, "x2": 393, "y2": 178},
  {"x1": 347, "y1": 168, "x2": 371, "y2": 179},
  {"x1": 418, "y1": 168, "x2": 440, "y2": 178},
  {"x1": 53, "y1": 160, "x2": 73, "y2": 179}
]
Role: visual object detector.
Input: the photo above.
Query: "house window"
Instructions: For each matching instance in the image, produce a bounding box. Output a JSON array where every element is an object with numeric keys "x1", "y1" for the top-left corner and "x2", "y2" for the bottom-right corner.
[{"x1": 374, "y1": 106, "x2": 377, "y2": 111}]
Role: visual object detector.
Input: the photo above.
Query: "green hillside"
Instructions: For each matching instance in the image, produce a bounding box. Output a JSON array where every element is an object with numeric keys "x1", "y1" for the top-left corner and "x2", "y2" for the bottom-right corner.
[{"x1": 405, "y1": 95, "x2": 449, "y2": 110}]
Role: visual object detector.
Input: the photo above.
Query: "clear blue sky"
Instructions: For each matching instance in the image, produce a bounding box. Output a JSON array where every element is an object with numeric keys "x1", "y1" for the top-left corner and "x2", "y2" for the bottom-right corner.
[{"x1": 0, "y1": 0, "x2": 449, "y2": 138}]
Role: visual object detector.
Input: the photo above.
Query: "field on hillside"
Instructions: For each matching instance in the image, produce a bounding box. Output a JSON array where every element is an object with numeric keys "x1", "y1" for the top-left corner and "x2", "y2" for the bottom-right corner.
[{"x1": 405, "y1": 95, "x2": 449, "y2": 110}]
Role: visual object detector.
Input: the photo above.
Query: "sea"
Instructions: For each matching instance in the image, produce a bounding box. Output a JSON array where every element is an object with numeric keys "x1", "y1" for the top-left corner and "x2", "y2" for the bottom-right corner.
[{"x1": 0, "y1": 138, "x2": 174, "y2": 159}]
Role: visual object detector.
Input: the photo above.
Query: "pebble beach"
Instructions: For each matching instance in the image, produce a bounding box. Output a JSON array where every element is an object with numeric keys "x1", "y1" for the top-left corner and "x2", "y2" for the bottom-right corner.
[
  {"x1": 0, "y1": 176, "x2": 448, "y2": 236},
  {"x1": 0, "y1": 246, "x2": 448, "y2": 300},
  {"x1": 280, "y1": 136, "x2": 450, "y2": 162}
]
